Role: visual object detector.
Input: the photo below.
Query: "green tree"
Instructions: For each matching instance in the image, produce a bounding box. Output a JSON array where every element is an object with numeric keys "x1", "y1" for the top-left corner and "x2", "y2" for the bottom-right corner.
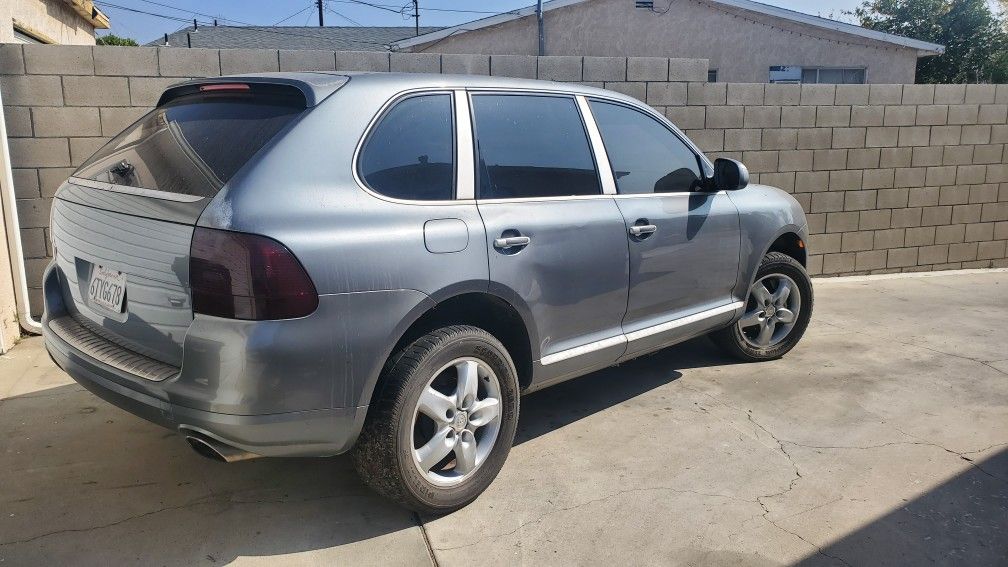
[
  {"x1": 852, "y1": 0, "x2": 1008, "y2": 82},
  {"x1": 96, "y1": 34, "x2": 139, "y2": 46}
]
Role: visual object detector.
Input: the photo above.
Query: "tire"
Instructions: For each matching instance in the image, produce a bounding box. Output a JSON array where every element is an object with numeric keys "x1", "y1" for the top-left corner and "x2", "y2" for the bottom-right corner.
[
  {"x1": 352, "y1": 325, "x2": 520, "y2": 514},
  {"x1": 710, "y1": 251, "x2": 813, "y2": 361}
]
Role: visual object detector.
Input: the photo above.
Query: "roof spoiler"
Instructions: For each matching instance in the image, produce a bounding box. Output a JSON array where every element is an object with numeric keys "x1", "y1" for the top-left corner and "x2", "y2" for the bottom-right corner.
[{"x1": 157, "y1": 74, "x2": 349, "y2": 108}]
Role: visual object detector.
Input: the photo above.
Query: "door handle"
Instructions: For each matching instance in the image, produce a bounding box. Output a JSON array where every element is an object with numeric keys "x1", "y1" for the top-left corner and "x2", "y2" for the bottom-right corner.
[
  {"x1": 494, "y1": 236, "x2": 531, "y2": 249},
  {"x1": 629, "y1": 224, "x2": 657, "y2": 237}
]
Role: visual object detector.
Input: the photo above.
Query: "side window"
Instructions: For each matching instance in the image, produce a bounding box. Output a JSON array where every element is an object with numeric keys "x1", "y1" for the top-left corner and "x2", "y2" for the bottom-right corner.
[
  {"x1": 359, "y1": 94, "x2": 454, "y2": 200},
  {"x1": 589, "y1": 100, "x2": 703, "y2": 194},
  {"x1": 471, "y1": 94, "x2": 600, "y2": 199}
]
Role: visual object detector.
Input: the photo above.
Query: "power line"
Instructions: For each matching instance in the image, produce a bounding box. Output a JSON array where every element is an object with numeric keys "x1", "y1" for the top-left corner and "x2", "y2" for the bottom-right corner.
[
  {"x1": 330, "y1": 0, "x2": 518, "y2": 15},
  {"x1": 325, "y1": 6, "x2": 363, "y2": 26},
  {"x1": 274, "y1": 3, "x2": 316, "y2": 25}
]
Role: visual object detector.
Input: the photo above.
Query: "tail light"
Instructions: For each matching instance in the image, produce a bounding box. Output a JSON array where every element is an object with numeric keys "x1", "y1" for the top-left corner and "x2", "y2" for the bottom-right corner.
[{"x1": 190, "y1": 227, "x2": 318, "y2": 320}]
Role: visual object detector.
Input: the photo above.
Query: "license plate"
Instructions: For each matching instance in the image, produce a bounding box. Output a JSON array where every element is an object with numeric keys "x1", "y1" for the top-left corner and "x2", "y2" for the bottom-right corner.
[{"x1": 88, "y1": 265, "x2": 126, "y2": 312}]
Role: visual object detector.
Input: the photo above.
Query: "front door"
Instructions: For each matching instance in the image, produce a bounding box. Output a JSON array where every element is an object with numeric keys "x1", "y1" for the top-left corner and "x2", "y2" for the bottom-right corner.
[
  {"x1": 470, "y1": 93, "x2": 629, "y2": 382},
  {"x1": 587, "y1": 99, "x2": 741, "y2": 358}
]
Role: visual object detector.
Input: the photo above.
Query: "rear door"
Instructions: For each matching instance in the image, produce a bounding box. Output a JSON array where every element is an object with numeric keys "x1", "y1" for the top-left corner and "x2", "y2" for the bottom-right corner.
[
  {"x1": 586, "y1": 99, "x2": 741, "y2": 358},
  {"x1": 470, "y1": 92, "x2": 629, "y2": 381},
  {"x1": 50, "y1": 83, "x2": 307, "y2": 366}
]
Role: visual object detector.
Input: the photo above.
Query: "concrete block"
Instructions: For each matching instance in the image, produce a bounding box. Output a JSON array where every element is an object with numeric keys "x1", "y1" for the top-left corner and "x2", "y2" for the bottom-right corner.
[
  {"x1": 822, "y1": 252, "x2": 856, "y2": 273},
  {"x1": 816, "y1": 106, "x2": 850, "y2": 127},
  {"x1": 911, "y1": 146, "x2": 943, "y2": 167},
  {"x1": 646, "y1": 83, "x2": 686, "y2": 106},
  {"x1": 965, "y1": 222, "x2": 994, "y2": 242},
  {"x1": 934, "y1": 84, "x2": 966, "y2": 104},
  {"x1": 902, "y1": 84, "x2": 935, "y2": 105},
  {"x1": 848, "y1": 148, "x2": 880, "y2": 169},
  {"x1": 740, "y1": 150, "x2": 778, "y2": 173},
  {"x1": 880, "y1": 147, "x2": 911, "y2": 168},
  {"x1": 440, "y1": 53, "x2": 490, "y2": 75},
  {"x1": 877, "y1": 187, "x2": 909, "y2": 209},
  {"x1": 280, "y1": 50, "x2": 335, "y2": 72},
  {"x1": 601, "y1": 82, "x2": 644, "y2": 101},
  {"x1": 942, "y1": 145, "x2": 973, "y2": 166},
  {"x1": 0, "y1": 44, "x2": 24, "y2": 74},
  {"x1": 626, "y1": 57, "x2": 666, "y2": 81},
  {"x1": 915, "y1": 105, "x2": 948, "y2": 126},
  {"x1": 31, "y1": 107, "x2": 100, "y2": 137},
  {"x1": 390, "y1": 52, "x2": 440, "y2": 73},
  {"x1": 895, "y1": 167, "x2": 926, "y2": 188},
  {"x1": 980, "y1": 202, "x2": 1008, "y2": 222},
  {"x1": 805, "y1": 211, "x2": 827, "y2": 232},
  {"x1": 664, "y1": 106, "x2": 704, "y2": 129},
  {"x1": 961, "y1": 125, "x2": 992, "y2": 144},
  {"x1": 806, "y1": 254, "x2": 824, "y2": 275},
  {"x1": 490, "y1": 55, "x2": 536, "y2": 79},
  {"x1": 797, "y1": 128, "x2": 831, "y2": 149},
  {"x1": 0, "y1": 75, "x2": 63, "y2": 106},
  {"x1": 743, "y1": 106, "x2": 781, "y2": 128},
  {"x1": 947, "y1": 104, "x2": 980, "y2": 125},
  {"x1": 800, "y1": 84, "x2": 834, "y2": 105},
  {"x1": 813, "y1": 149, "x2": 847, "y2": 170},
  {"x1": 687, "y1": 129, "x2": 723, "y2": 152},
  {"x1": 829, "y1": 169, "x2": 862, "y2": 191},
  {"x1": 930, "y1": 125, "x2": 962, "y2": 146},
  {"x1": 687, "y1": 82, "x2": 726, "y2": 105},
  {"x1": 825, "y1": 211, "x2": 859, "y2": 233},
  {"x1": 220, "y1": 49, "x2": 279, "y2": 74},
  {"x1": 918, "y1": 244, "x2": 949, "y2": 264},
  {"x1": 63, "y1": 76, "x2": 129, "y2": 106},
  {"x1": 859, "y1": 209, "x2": 891, "y2": 230},
  {"x1": 851, "y1": 106, "x2": 884, "y2": 127},
  {"x1": 11, "y1": 169, "x2": 39, "y2": 199},
  {"x1": 965, "y1": 84, "x2": 997, "y2": 104},
  {"x1": 938, "y1": 185, "x2": 969, "y2": 205},
  {"x1": 705, "y1": 106, "x2": 743, "y2": 129},
  {"x1": 922, "y1": 205, "x2": 953, "y2": 226},
  {"x1": 69, "y1": 137, "x2": 108, "y2": 166},
  {"x1": 969, "y1": 184, "x2": 999, "y2": 203},
  {"x1": 781, "y1": 106, "x2": 816, "y2": 128},
  {"x1": 336, "y1": 51, "x2": 389, "y2": 72},
  {"x1": 536, "y1": 56, "x2": 581, "y2": 81},
  {"x1": 925, "y1": 166, "x2": 957, "y2": 187},
  {"x1": 978, "y1": 104, "x2": 1008, "y2": 124},
  {"x1": 20, "y1": 228, "x2": 47, "y2": 258},
  {"x1": 812, "y1": 191, "x2": 845, "y2": 213},
  {"x1": 760, "y1": 172, "x2": 795, "y2": 191},
  {"x1": 998, "y1": 221, "x2": 1008, "y2": 240},
  {"x1": 99, "y1": 107, "x2": 146, "y2": 137},
  {"x1": 15, "y1": 198, "x2": 53, "y2": 229},
  {"x1": 855, "y1": 249, "x2": 888, "y2": 270},
  {"x1": 810, "y1": 233, "x2": 841, "y2": 253},
  {"x1": 935, "y1": 223, "x2": 965, "y2": 244},
  {"x1": 582, "y1": 56, "x2": 625, "y2": 81},
  {"x1": 862, "y1": 169, "x2": 894, "y2": 190},
  {"x1": 841, "y1": 230, "x2": 874, "y2": 251},
  {"x1": 883, "y1": 105, "x2": 916, "y2": 126},
  {"x1": 887, "y1": 247, "x2": 918, "y2": 267},
  {"x1": 94, "y1": 46, "x2": 158, "y2": 76},
  {"x1": 723, "y1": 129, "x2": 761, "y2": 151},
  {"x1": 957, "y1": 165, "x2": 987, "y2": 185},
  {"x1": 874, "y1": 228, "x2": 905, "y2": 248},
  {"x1": 37, "y1": 167, "x2": 74, "y2": 197},
  {"x1": 778, "y1": 149, "x2": 813, "y2": 171},
  {"x1": 948, "y1": 242, "x2": 979, "y2": 262},
  {"x1": 909, "y1": 186, "x2": 939, "y2": 206},
  {"x1": 865, "y1": 126, "x2": 898, "y2": 147},
  {"x1": 762, "y1": 128, "x2": 797, "y2": 150},
  {"x1": 765, "y1": 84, "x2": 800, "y2": 105},
  {"x1": 8, "y1": 138, "x2": 69, "y2": 168},
  {"x1": 668, "y1": 58, "x2": 707, "y2": 82},
  {"x1": 129, "y1": 77, "x2": 182, "y2": 106},
  {"x1": 897, "y1": 126, "x2": 930, "y2": 147},
  {"x1": 986, "y1": 164, "x2": 1008, "y2": 183},
  {"x1": 727, "y1": 83, "x2": 764, "y2": 105},
  {"x1": 868, "y1": 84, "x2": 903, "y2": 105},
  {"x1": 832, "y1": 127, "x2": 866, "y2": 148},
  {"x1": 905, "y1": 226, "x2": 935, "y2": 245},
  {"x1": 834, "y1": 84, "x2": 869, "y2": 105},
  {"x1": 23, "y1": 44, "x2": 93, "y2": 75},
  {"x1": 158, "y1": 47, "x2": 220, "y2": 77},
  {"x1": 3, "y1": 106, "x2": 32, "y2": 137}
]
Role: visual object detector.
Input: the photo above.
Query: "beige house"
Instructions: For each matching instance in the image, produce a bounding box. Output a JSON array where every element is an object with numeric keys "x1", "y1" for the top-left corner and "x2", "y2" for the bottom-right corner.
[
  {"x1": 393, "y1": 0, "x2": 944, "y2": 84},
  {"x1": 0, "y1": 0, "x2": 109, "y2": 44}
]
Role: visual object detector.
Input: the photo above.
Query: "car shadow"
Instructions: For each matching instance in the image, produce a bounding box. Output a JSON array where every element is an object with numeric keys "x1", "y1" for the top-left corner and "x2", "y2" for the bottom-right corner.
[{"x1": 0, "y1": 336, "x2": 732, "y2": 564}]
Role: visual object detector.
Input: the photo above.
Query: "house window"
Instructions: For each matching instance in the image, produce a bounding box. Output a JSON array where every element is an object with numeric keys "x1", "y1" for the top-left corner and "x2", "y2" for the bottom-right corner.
[
  {"x1": 769, "y1": 66, "x2": 865, "y2": 84},
  {"x1": 707, "y1": 69, "x2": 718, "y2": 83}
]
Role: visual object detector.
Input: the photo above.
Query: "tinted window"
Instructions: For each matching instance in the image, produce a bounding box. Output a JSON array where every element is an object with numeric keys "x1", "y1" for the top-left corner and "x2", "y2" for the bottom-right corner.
[
  {"x1": 360, "y1": 94, "x2": 454, "y2": 201},
  {"x1": 472, "y1": 95, "x2": 599, "y2": 199},
  {"x1": 589, "y1": 100, "x2": 703, "y2": 194},
  {"x1": 76, "y1": 90, "x2": 305, "y2": 197}
]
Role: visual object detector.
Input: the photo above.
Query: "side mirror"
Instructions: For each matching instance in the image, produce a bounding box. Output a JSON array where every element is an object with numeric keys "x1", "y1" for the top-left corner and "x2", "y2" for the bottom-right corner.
[{"x1": 713, "y1": 158, "x2": 749, "y2": 191}]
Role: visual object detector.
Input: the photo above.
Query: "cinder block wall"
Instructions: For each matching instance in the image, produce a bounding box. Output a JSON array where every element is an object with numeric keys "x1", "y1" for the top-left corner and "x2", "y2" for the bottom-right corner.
[{"x1": 1, "y1": 45, "x2": 1006, "y2": 316}]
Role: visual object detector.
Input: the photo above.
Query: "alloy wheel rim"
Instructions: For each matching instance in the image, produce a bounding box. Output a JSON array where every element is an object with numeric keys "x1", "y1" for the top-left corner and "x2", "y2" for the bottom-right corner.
[
  {"x1": 738, "y1": 273, "x2": 801, "y2": 349},
  {"x1": 410, "y1": 357, "x2": 502, "y2": 487}
]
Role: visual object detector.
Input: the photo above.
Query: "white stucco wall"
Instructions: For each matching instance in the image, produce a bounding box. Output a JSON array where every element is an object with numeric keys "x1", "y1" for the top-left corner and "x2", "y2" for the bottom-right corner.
[
  {"x1": 0, "y1": 0, "x2": 98, "y2": 44},
  {"x1": 408, "y1": 0, "x2": 920, "y2": 84}
]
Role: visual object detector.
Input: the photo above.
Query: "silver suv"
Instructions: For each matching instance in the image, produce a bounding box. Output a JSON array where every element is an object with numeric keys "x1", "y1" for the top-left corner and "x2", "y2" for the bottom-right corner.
[{"x1": 43, "y1": 72, "x2": 812, "y2": 512}]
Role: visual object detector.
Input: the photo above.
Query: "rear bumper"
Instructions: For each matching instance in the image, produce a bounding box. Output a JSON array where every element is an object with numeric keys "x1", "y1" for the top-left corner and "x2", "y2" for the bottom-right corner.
[{"x1": 44, "y1": 320, "x2": 367, "y2": 457}]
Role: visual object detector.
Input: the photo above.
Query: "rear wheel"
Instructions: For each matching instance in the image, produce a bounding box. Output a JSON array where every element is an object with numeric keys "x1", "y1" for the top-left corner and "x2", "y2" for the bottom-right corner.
[
  {"x1": 711, "y1": 251, "x2": 813, "y2": 361},
  {"x1": 352, "y1": 325, "x2": 519, "y2": 513}
]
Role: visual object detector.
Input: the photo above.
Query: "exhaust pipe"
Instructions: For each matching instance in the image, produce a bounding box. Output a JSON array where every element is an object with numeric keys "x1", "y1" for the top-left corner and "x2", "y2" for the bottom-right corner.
[{"x1": 183, "y1": 431, "x2": 261, "y2": 463}]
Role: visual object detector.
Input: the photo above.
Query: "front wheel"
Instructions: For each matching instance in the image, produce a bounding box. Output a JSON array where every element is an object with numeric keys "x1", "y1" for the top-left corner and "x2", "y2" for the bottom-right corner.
[
  {"x1": 711, "y1": 251, "x2": 813, "y2": 361},
  {"x1": 352, "y1": 325, "x2": 520, "y2": 513}
]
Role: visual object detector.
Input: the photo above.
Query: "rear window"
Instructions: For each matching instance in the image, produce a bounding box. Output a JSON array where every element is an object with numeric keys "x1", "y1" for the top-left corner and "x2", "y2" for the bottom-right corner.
[{"x1": 74, "y1": 86, "x2": 305, "y2": 198}]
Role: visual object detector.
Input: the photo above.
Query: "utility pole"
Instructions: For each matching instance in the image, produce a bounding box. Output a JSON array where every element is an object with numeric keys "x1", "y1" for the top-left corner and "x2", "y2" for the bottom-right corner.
[
  {"x1": 537, "y1": 0, "x2": 544, "y2": 55},
  {"x1": 413, "y1": 0, "x2": 419, "y2": 36},
  {"x1": 316, "y1": 0, "x2": 324, "y2": 26}
]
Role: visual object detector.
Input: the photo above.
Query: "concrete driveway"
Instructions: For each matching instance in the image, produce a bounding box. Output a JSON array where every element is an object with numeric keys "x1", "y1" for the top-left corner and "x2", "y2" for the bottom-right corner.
[{"x1": 1, "y1": 270, "x2": 1006, "y2": 566}]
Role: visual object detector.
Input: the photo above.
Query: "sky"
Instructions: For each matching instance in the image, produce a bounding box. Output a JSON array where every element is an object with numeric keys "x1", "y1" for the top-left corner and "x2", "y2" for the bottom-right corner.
[{"x1": 97, "y1": 0, "x2": 866, "y2": 44}]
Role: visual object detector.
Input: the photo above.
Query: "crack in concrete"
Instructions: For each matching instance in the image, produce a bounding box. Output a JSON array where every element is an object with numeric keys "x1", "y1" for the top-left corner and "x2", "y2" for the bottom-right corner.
[{"x1": 413, "y1": 512, "x2": 440, "y2": 567}]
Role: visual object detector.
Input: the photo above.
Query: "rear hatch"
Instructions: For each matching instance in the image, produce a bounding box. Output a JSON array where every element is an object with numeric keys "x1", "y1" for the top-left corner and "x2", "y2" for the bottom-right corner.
[{"x1": 50, "y1": 81, "x2": 309, "y2": 368}]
